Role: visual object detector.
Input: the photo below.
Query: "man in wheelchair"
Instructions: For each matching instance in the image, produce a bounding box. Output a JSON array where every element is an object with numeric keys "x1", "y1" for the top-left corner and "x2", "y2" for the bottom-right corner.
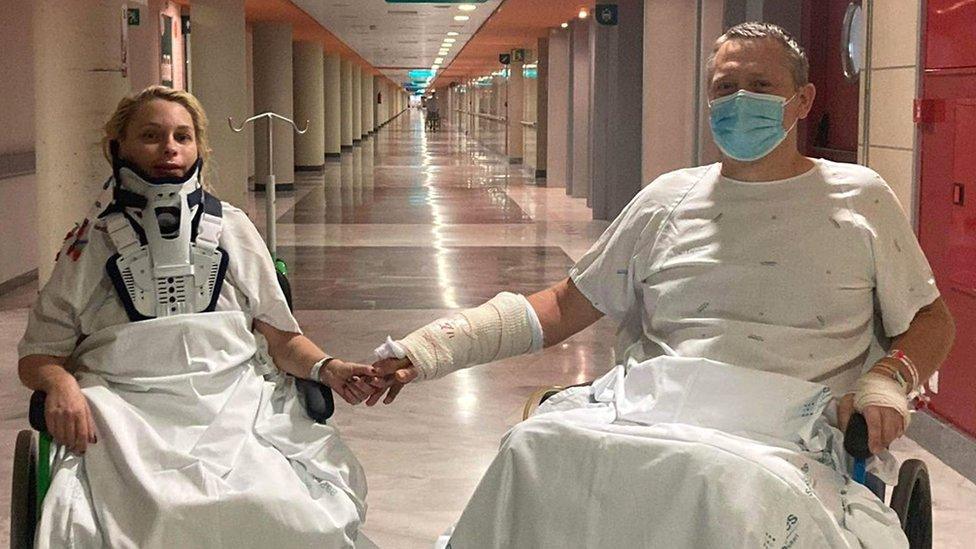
[
  {"x1": 368, "y1": 23, "x2": 956, "y2": 548},
  {"x1": 16, "y1": 87, "x2": 379, "y2": 548}
]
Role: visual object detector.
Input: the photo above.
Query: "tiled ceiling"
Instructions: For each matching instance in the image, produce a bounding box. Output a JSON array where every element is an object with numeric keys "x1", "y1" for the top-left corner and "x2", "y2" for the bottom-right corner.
[{"x1": 291, "y1": 0, "x2": 503, "y2": 90}]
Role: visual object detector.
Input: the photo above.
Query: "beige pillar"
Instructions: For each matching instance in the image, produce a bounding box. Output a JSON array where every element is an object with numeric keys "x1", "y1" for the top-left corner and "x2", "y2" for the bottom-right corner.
[
  {"x1": 536, "y1": 37, "x2": 549, "y2": 181},
  {"x1": 508, "y1": 56, "x2": 525, "y2": 163},
  {"x1": 324, "y1": 52, "x2": 342, "y2": 159},
  {"x1": 252, "y1": 22, "x2": 294, "y2": 188},
  {"x1": 352, "y1": 64, "x2": 363, "y2": 142},
  {"x1": 293, "y1": 41, "x2": 324, "y2": 170},
  {"x1": 340, "y1": 57, "x2": 353, "y2": 148},
  {"x1": 361, "y1": 69, "x2": 374, "y2": 136},
  {"x1": 191, "y1": 0, "x2": 248, "y2": 207},
  {"x1": 373, "y1": 76, "x2": 382, "y2": 129},
  {"x1": 33, "y1": 0, "x2": 130, "y2": 283}
]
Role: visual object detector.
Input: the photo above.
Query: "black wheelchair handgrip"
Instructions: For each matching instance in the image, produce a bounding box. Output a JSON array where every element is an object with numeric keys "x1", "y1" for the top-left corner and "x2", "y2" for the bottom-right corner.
[
  {"x1": 844, "y1": 412, "x2": 872, "y2": 460},
  {"x1": 29, "y1": 391, "x2": 48, "y2": 433},
  {"x1": 296, "y1": 378, "x2": 335, "y2": 424}
]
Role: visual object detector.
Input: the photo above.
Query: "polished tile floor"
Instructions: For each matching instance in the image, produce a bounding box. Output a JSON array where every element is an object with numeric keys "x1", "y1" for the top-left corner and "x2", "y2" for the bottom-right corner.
[{"x1": 1, "y1": 111, "x2": 975, "y2": 548}]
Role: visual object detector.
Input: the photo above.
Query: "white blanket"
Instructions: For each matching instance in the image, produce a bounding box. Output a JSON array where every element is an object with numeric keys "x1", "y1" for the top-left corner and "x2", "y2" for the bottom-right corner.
[
  {"x1": 36, "y1": 311, "x2": 367, "y2": 548},
  {"x1": 444, "y1": 357, "x2": 908, "y2": 549}
]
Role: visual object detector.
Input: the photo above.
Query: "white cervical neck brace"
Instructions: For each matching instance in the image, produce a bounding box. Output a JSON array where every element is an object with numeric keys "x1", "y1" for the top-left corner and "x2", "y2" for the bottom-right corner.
[
  {"x1": 107, "y1": 164, "x2": 224, "y2": 318},
  {"x1": 386, "y1": 292, "x2": 544, "y2": 380}
]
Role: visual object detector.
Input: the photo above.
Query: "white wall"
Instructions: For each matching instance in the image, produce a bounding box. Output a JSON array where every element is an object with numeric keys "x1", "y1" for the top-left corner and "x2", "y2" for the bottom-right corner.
[{"x1": 0, "y1": 1, "x2": 38, "y2": 284}]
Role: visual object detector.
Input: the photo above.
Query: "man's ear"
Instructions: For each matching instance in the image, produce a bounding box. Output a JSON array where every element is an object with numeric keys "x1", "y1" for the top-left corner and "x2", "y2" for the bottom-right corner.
[{"x1": 797, "y1": 83, "x2": 817, "y2": 120}]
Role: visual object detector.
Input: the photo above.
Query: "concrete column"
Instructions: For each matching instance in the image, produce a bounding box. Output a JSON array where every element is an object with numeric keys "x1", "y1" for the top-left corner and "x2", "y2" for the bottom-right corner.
[
  {"x1": 190, "y1": 0, "x2": 249, "y2": 207},
  {"x1": 589, "y1": 0, "x2": 643, "y2": 221},
  {"x1": 569, "y1": 18, "x2": 591, "y2": 199},
  {"x1": 508, "y1": 56, "x2": 525, "y2": 164},
  {"x1": 324, "y1": 52, "x2": 342, "y2": 159},
  {"x1": 373, "y1": 76, "x2": 382, "y2": 129},
  {"x1": 33, "y1": 0, "x2": 130, "y2": 283},
  {"x1": 352, "y1": 64, "x2": 363, "y2": 143},
  {"x1": 293, "y1": 41, "x2": 324, "y2": 171},
  {"x1": 340, "y1": 57, "x2": 353, "y2": 149},
  {"x1": 251, "y1": 22, "x2": 294, "y2": 190},
  {"x1": 535, "y1": 37, "x2": 550, "y2": 182},
  {"x1": 361, "y1": 69, "x2": 373, "y2": 136},
  {"x1": 546, "y1": 29, "x2": 571, "y2": 189}
]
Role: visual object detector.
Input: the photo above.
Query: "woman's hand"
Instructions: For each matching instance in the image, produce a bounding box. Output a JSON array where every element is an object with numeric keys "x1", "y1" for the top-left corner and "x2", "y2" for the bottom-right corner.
[
  {"x1": 319, "y1": 359, "x2": 378, "y2": 405},
  {"x1": 44, "y1": 376, "x2": 97, "y2": 454}
]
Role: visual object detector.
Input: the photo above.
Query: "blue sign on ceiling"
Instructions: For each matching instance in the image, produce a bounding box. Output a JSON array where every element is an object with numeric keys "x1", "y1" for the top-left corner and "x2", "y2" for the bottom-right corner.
[{"x1": 408, "y1": 69, "x2": 435, "y2": 81}]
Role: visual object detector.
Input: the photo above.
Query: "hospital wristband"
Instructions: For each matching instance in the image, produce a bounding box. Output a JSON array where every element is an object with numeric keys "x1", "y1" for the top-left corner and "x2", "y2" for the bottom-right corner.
[
  {"x1": 886, "y1": 349, "x2": 920, "y2": 390},
  {"x1": 869, "y1": 361, "x2": 910, "y2": 395},
  {"x1": 308, "y1": 356, "x2": 334, "y2": 384}
]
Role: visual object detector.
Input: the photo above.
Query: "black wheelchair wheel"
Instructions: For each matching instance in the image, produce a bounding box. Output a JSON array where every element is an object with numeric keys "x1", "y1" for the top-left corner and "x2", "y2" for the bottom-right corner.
[
  {"x1": 10, "y1": 430, "x2": 37, "y2": 549},
  {"x1": 890, "y1": 458, "x2": 932, "y2": 549}
]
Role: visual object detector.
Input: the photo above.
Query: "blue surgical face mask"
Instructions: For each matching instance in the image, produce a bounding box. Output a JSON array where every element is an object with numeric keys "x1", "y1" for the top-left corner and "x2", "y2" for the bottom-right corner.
[{"x1": 708, "y1": 90, "x2": 797, "y2": 162}]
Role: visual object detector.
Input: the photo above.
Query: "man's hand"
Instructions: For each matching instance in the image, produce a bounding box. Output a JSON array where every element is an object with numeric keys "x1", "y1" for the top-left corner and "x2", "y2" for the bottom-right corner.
[
  {"x1": 44, "y1": 376, "x2": 97, "y2": 454},
  {"x1": 837, "y1": 393, "x2": 906, "y2": 455},
  {"x1": 362, "y1": 357, "x2": 420, "y2": 406},
  {"x1": 319, "y1": 359, "x2": 378, "y2": 405}
]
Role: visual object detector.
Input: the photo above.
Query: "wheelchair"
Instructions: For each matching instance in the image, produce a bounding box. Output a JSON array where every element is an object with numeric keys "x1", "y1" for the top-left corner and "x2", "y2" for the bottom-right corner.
[
  {"x1": 522, "y1": 384, "x2": 933, "y2": 549},
  {"x1": 9, "y1": 263, "x2": 335, "y2": 549}
]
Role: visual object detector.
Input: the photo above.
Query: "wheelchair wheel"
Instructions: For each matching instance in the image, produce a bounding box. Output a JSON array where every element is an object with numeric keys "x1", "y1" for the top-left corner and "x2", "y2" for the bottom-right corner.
[
  {"x1": 10, "y1": 430, "x2": 37, "y2": 549},
  {"x1": 890, "y1": 458, "x2": 932, "y2": 549}
]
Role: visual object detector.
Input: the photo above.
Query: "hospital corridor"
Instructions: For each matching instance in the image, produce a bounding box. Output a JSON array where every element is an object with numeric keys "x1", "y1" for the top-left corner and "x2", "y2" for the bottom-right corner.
[{"x1": 2, "y1": 1, "x2": 976, "y2": 548}]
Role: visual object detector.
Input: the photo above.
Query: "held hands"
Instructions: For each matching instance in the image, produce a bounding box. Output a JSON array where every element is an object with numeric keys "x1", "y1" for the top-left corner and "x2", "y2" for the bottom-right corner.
[
  {"x1": 318, "y1": 359, "x2": 380, "y2": 405},
  {"x1": 364, "y1": 357, "x2": 420, "y2": 406}
]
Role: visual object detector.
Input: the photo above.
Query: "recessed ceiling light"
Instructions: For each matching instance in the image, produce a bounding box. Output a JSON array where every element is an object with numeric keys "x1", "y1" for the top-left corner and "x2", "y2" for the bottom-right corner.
[
  {"x1": 578, "y1": 8, "x2": 588, "y2": 19},
  {"x1": 447, "y1": 31, "x2": 460, "y2": 36},
  {"x1": 444, "y1": 37, "x2": 457, "y2": 43},
  {"x1": 454, "y1": 15, "x2": 470, "y2": 21},
  {"x1": 560, "y1": 22, "x2": 569, "y2": 28},
  {"x1": 458, "y1": 4, "x2": 477, "y2": 11}
]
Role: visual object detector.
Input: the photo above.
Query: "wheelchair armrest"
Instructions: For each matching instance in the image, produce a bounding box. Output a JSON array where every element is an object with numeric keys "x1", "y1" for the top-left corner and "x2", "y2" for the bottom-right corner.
[
  {"x1": 28, "y1": 391, "x2": 48, "y2": 433},
  {"x1": 296, "y1": 378, "x2": 335, "y2": 423}
]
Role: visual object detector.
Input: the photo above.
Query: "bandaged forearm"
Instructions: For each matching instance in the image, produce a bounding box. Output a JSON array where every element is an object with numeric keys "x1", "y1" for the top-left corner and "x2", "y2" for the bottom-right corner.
[
  {"x1": 852, "y1": 372, "x2": 912, "y2": 429},
  {"x1": 397, "y1": 292, "x2": 544, "y2": 380}
]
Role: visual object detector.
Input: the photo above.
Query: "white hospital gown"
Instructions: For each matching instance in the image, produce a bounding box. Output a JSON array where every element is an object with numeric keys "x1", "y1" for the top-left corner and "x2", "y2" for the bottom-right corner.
[
  {"x1": 19, "y1": 202, "x2": 299, "y2": 359},
  {"x1": 18, "y1": 200, "x2": 368, "y2": 548},
  {"x1": 570, "y1": 159, "x2": 940, "y2": 396}
]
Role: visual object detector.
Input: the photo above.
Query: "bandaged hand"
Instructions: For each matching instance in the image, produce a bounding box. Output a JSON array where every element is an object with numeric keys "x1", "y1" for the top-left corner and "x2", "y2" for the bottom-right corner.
[
  {"x1": 362, "y1": 293, "x2": 544, "y2": 406},
  {"x1": 838, "y1": 370, "x2": 911, "y2": 455}
]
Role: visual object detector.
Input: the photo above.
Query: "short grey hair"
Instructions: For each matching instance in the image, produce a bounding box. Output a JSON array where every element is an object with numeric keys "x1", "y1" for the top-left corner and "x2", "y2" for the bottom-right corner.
[{"x1": 706, "y1": 22, "x2": 809, "y2": 87}]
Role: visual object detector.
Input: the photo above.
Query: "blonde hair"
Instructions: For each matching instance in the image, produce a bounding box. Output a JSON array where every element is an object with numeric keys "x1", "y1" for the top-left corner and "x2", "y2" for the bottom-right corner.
[{"x1": 102, "y1": 86, "x2": 215, "y2": 193}]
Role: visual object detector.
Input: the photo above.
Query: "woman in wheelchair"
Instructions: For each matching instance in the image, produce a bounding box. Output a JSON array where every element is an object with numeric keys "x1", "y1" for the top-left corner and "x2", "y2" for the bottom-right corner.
[{"x1": 16, "y1": 86, "x2": 377, "y2": 548}]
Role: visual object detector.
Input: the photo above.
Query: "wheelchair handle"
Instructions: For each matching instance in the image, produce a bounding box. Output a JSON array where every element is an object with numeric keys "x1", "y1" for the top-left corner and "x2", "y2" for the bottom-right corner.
[{"x1": 844, "y1": 412, "x2": 872, "y2": 460}]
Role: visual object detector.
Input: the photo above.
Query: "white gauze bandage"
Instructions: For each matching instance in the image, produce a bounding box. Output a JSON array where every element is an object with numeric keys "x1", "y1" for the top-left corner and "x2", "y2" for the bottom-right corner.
[
  {"x1": 852, "y1": 372, "x2": 912, "y2": 429},
  {"x1": 396, "y1": 292, "x2": 543, "y2": 380}
]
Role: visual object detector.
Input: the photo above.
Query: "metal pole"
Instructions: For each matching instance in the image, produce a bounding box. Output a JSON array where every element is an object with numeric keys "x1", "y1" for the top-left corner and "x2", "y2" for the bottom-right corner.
[{"x1": 266, "y1": 117, "x2": 276, "y2": 258}]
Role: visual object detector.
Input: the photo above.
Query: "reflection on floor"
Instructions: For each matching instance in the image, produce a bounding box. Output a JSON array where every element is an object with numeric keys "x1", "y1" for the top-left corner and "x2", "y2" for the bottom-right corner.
[{"x1": 1, "y1": 111, "x2": 974, "y2": 548}]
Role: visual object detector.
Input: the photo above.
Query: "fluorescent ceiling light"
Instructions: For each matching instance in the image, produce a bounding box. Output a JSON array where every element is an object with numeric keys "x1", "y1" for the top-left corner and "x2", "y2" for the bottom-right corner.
[
  {"x1": 454, "y1": 15, "x2": 470, "y2": 21},
  {"x1": 447, "y1": 31, "x2": 460, "y2": 36},
  {"x1": 439, "y1": 49, "x2": 450, "y2": 55},
  {"x1": 444, "y1": 37, "x2": 457, "y2": 43},
  {"x1": 560, "y1": 22, "x2": 569, "y2": 28},
  {"x1": 458, "y1": 4, "x2": 477, "y2": 11},
  {"x1": 431, "y1": 65, "x2": 441, "y2": 70},
  {"x1": 578, "y1": 8, "x2": 588, "y2": 19},
  {"x1": 434, "y1": 57, "x2": 444, "y2": 64}
]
